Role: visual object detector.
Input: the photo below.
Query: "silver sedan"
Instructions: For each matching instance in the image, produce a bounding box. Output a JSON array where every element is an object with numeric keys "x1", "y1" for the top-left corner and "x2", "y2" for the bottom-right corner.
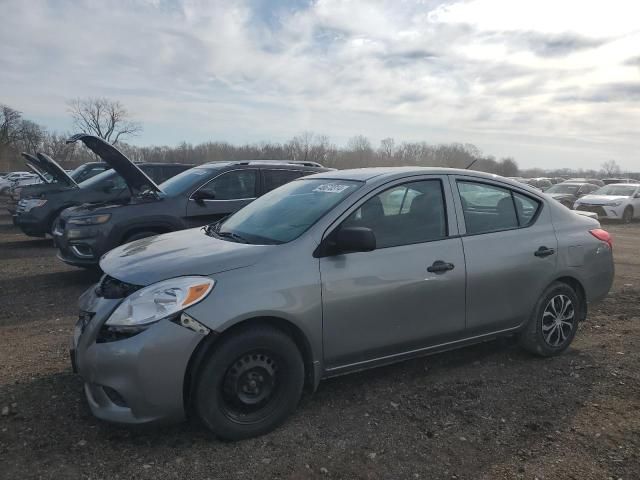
[{"x1": 72, "y1": 168, "x2": 614, "y2": 440}]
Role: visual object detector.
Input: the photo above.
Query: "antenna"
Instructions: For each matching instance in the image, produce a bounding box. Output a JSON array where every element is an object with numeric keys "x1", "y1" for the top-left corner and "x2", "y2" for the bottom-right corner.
[{"x1": 465, "y1": 159, "x2": 478, "y2": 169}]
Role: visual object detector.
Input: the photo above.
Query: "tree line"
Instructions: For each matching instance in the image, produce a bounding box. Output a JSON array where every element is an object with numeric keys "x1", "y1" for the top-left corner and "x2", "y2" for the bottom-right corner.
[{"x1": 0, "y1": 99, "x2": 633, "y2": 179}]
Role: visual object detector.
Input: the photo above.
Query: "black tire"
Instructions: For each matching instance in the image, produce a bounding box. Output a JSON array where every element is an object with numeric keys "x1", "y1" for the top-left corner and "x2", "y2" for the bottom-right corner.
[
  {"x1": 122, "y1": 230, "x2": 159, "y2": 244},
  {"x1": 622, "y1": 206, "x2": 633, "y2": 224},
  {"x1": 519, "y1": 282, "x2": 580, "y2": 356},
  {"x1": 194, "y1": 325, "x2": 304, "y2": 440}
]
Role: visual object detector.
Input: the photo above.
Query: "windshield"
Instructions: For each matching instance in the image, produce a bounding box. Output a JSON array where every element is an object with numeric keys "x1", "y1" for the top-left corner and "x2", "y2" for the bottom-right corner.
[
  {"x1": 78, "y1": 168, "x2": 116, "y2": 189},
  {"x1": 216, "y1": 178, "x2": 362, "y2": 244},
  {"x1": 159, "y1": 167, "x2": 213, "y2": 196},
  {"x1": 546, "y1": 183, "x2": 580, "y2": 194},
  {"x1": 593, "y1": 185, "x2": 637, "y2": 196}
]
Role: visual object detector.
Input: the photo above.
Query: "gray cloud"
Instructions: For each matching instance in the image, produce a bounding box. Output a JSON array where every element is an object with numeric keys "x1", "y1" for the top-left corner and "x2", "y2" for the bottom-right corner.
[
  {"x1": 557, "y1": 82, "x2": 640, "y2": 103},
  {"x1": 482, "y1": 30, "x2": 608, "y2": 57}
]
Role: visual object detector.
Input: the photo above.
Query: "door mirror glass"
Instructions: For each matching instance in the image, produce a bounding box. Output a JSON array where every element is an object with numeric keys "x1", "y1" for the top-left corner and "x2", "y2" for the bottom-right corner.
[{"x1": 334, "y1": 227, "x2": 376, "y2": 253}]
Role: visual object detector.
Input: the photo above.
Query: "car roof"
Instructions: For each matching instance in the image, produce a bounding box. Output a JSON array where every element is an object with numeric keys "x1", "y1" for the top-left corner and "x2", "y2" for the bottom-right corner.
[
  {"x1": 305, "y1": 167, "x2": 520, "y2": 183},
  {"x1": 608, "y1": 183, "x2": 640, "y2": 187},
  {"x1": 197, "y1": 160, "x2": 327, "y2": 169}
]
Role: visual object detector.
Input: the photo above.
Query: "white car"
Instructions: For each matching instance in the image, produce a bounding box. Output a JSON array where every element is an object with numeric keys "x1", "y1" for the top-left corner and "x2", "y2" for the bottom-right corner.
[
  {"x1": 574, "y1": 183, "x2": 640, "y2": 223},
  {"x1": 0, "y1": 172, "x2": 39, "y2": 195}
]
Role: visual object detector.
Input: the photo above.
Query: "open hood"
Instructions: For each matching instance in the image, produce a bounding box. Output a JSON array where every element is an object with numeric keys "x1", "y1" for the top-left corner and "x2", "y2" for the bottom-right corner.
[
  {"x1": 36, "y1": 153, "x2": 79, "y2": 187},
  {"x1": 21, "y1": 153, "x2": 52, "y2": 184},
  {"x1": 66, "y1": 134, "x2": 161, "y2": 195}
]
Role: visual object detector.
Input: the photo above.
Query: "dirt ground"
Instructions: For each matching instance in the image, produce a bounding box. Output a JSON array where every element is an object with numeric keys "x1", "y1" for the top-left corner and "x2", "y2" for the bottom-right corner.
[{"x1": 0, "y1": 201, "x2": 638, "y2": 480}]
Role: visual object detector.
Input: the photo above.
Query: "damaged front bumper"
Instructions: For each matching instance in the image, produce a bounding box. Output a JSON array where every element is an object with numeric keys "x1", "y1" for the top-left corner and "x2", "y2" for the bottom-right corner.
[{"x1": 72, "y1": 284, "x2": 207, "y2": 425}]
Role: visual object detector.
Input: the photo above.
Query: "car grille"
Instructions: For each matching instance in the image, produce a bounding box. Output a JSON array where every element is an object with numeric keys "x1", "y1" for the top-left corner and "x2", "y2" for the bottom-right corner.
[
  {"x1": 95, "y1": 275, "x2": 143, "y2": 299},
  {"x1": 576, "y1": 205, "x2": 606, "y2": 216}
]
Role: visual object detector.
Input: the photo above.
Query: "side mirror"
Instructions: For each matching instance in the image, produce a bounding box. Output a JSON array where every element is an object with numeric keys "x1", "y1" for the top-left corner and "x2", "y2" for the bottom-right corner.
[
  {"x1": 192, "y1": 190, "x2": 215, "y2": 203},
  {"x1": 334, "y1": 227, "x2": 376, "y2": 253},
  {"x1": 102, "y1": 180, "x2": 116, "y2": 193}
]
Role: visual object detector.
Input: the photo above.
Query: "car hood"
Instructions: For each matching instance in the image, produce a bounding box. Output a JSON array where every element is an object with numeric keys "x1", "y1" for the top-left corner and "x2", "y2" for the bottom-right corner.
[
  {"x1": 66, "y1": 134, "x2": 162, "y2": 195},
  {"x1": 22, "y1": 154, "x2": 52, "y2": 184},
  {"x1": 100, "y1": 228, "x2": 269, "y2": 286},
  {"x1": 577, "y1": 195, "x2": 629, "y2": 205},
  {"x1": 24, "y1": 152, "x2": 79, "y2": 187}
]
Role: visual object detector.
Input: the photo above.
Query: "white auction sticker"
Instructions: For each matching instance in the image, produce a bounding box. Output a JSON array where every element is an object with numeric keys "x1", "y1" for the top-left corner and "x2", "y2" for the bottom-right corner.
[{"x1": 313, "y1": 183, "x2": 351, "y2": 193}]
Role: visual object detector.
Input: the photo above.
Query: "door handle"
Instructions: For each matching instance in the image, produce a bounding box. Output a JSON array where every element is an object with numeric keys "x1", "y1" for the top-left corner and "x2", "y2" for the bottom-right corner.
[
  {"x1": 534, "y1": 246, "x2": 555, "y2": 258},
  {"x1": 427, "y1": 260, "x2": 455, "y2": 273}
]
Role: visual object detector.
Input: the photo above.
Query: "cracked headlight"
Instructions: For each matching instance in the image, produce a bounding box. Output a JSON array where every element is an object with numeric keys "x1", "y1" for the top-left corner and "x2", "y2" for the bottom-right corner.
[{"x1": 105, "y1": 276, "x2": 215, "y2": 328}]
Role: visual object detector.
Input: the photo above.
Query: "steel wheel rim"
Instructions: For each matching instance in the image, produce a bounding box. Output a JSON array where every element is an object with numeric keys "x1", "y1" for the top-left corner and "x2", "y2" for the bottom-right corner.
[
  {"x1": 541, "y1": 294, "x2": 575, "y2": 347},
  {"x1": 220, "y1": 350, "x2": 281, "y2": 424}
]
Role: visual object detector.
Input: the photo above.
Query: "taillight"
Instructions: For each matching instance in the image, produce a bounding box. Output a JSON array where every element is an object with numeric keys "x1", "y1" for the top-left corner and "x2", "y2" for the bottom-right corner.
[{"x1": 590, "y1": 229, "x2": 613, "y2": 248}]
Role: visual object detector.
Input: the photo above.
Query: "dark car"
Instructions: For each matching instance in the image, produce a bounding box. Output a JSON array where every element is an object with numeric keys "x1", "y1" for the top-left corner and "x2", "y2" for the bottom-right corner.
[
  {"x1": 602, "y1": 178, "x2": 636, "y2": 185},
  {"x1": 525, "y1": 178, "x2": 553, "y2": 191},
  {"x1": 15, "y1": 135, "x2": 192, "y2": 237},
  {"x1": 545, "y1": 182, "x2": 600, "y2": 208},
  {"x1": 7, "y1": 155, "x2": 109, "y2": 217},
  {"x1": 54, "y1": 158, "x2": 331, "y2": 267},
  {"x1": 566, "y1": 178, "x2": 605, "y2": 187}
]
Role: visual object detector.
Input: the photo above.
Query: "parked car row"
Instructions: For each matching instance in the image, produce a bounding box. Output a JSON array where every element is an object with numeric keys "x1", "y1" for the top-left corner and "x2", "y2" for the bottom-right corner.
[{"x1": 4, "y1": 143, "x2": 616, "y2": 440}]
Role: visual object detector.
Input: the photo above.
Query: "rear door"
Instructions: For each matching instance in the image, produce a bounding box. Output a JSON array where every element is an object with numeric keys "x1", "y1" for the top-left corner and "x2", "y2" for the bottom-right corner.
[
  {"x1": 185, "y1": 169, "x2": 258, "y2": 227},
  {"x1": 320, "y1": 175, "x2": 466, "y2": 372},
  {"x1": 452, "y1": 176, "x2": 558, "y2": 335}
]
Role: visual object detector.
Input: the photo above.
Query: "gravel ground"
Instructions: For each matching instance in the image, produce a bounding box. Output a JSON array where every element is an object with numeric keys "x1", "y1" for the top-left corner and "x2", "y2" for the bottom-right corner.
[{"x1": 0, "y1": 202, "x2": 639, "y2": 479}]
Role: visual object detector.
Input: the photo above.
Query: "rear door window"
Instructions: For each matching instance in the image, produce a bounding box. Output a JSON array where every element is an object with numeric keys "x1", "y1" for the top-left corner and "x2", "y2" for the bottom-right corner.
[{"x1": 458, "y1": 181, "x2": 540, "y2": 234}]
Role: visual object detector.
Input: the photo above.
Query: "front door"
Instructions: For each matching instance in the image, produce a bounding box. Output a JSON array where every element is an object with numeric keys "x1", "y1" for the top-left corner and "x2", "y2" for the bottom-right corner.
[
  {"x1": 320, "y1": 176, "x2": 466, "y2": 372},
  {"x1": 185, "y1": 169, "x2": 258, "y2": 227}
]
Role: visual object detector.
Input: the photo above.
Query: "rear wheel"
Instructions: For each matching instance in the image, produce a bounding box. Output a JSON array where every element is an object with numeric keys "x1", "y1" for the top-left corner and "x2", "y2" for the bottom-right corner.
[
  {"x1": 519, "y1": 282, "x2": 580, "y2": 356},
  {"x1": 622, "y1": 206, "x2": 633, "y2": 224},
  {"x1": 194, "y1": 326, "x2": 304, "y2": 440}
]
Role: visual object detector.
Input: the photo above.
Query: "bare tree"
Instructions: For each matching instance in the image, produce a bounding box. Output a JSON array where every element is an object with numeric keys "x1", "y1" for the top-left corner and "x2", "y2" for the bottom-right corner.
[
  {"x1": 379, "y1": 137, "x2": 396, "y2": 160},
  {"x1": 17, "y1": 119, "x2": 45, "y2": 152},
  {"x1": 0, "y1": 105, "x2": 23, "y2": 147},
  {"x1": 601, "y1": 160, "x2": 621, "y2": 177},
  {"x1": 67, "y1": 97, "x2": 142, "y2": 144}
]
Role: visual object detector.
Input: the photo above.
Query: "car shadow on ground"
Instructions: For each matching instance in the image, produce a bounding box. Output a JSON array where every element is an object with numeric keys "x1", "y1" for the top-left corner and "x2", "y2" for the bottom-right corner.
[{"x1": 0, "y1": 338, "x2": 597, "y2": 478}]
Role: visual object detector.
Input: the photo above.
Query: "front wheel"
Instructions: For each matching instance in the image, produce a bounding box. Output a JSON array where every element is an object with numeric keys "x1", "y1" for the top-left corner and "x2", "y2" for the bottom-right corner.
[
  {"x1": 194, "y1": 325, "x2": 304, "y2": 440},
  {"x1": 622, "y1": 206, "x2": 633, "y2": 224},
  {"x1": 519, "y1": 282, "x2": 580, "y2": 356}
]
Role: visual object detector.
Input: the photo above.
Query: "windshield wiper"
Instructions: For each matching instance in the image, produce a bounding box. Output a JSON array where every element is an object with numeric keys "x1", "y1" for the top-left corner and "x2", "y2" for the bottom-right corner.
[{"x1": 216, "y1": 230, "x2": 250, "y2": 244}]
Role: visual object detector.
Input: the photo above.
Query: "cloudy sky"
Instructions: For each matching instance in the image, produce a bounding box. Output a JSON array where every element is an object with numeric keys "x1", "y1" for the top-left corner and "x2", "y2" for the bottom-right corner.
[{"x1": 2, "y1": 0, "x2": 639, "y2": 170}]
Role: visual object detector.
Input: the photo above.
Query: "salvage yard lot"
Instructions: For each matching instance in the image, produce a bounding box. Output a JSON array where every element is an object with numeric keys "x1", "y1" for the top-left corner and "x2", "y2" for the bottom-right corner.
[{"x1": 0, "y1": 203, "x2": 639, "y2": 480}]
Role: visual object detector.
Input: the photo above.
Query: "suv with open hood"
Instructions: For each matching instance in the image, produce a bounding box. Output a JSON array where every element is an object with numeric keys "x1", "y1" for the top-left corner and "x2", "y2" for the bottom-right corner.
[
  {"x1": 15, "y1": 134, "x2": 192, "y2": 237},
  {"x1": 54, "y1": 160, "x2": 331, "y2": 268},
  {"x1": 7, "y1": 154, "x2": 109, "y2": 218}
]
